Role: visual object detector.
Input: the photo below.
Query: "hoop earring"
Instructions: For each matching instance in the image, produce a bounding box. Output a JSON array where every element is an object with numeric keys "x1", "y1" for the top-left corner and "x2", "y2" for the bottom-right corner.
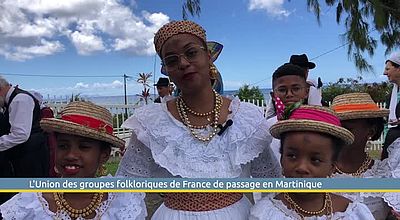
[
  {"x1": 210, "y1": 63, "x2": 218, "y2": 80},
  {"x1": 54, "y1": 166, "x2": 60, "y2": 174},
  {"x1": 96, "y1": 164, "x2": 107, "y2": 177}
]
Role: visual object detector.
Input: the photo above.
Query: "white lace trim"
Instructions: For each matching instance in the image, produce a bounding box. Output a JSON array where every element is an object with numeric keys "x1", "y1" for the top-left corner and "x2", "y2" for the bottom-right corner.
[
  {"x1": 122, "y1": 97, "x2": 273, "y2": 178},
  {"x1": 0, "y1": 192, "x2": 146, "y2": 220},
  {"x1": 331, "y1": 138, "x2": 400, "y2": 212},
  {"x1": 250, "y1": 196, "x2": 374, "y2": 220}
]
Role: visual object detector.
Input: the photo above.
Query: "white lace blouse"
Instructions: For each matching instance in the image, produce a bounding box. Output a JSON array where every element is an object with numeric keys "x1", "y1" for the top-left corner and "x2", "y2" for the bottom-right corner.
[
  {"x1": 116, "y1": 97, "x2": 281, "y2": 219},
  {"x1": 116, "y1": 97, "x2": 282, "y2": 179},
  {"x1": 249, "y1": 196, "x2": 374, "y2": 220},
  {"x1": 0, "y1": 192, "x2": 146, "y2": 220},
  {"x1": 331, "y1": 138, "x2": 400, "y2": 220}
]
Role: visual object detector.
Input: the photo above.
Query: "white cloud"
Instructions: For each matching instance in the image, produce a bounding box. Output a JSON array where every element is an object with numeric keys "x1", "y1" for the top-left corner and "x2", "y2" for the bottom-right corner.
[
  {"x1": 70, "y1": 31, "x2": 105, "y2": 55},
  {"x1": 0, "y1": 0, "x2": 169, "y2": 61},
  {"x1": 248, "y1": 0, "x2": 291, "y2": 18},
  {"x1": 34, "y1": 80, "x2": 143, "y2": 97},
  {"x1": 93, "y1": 80, "x2": 124, "y2": 89},
  {"x1": 0, "y1": 39, "x2": 64, "y2": 61},
  {"x1": 74, "y1": 82, "x2": 90, "y2": 89}
]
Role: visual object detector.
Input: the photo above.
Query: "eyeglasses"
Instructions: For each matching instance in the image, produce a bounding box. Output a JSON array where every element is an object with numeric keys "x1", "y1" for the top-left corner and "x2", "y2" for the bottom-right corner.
[
  {"x1": 273, "y1": 86, "x2": 306, "y2": 96},
  {"x1": 162, "y1": 45, "x2": 206, "y2": 70}
]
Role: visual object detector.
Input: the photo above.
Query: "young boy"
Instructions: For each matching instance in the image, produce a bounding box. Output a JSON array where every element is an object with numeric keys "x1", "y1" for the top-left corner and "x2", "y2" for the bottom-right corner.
[{"x1": 268, "y1": 63, "x2": 310, "y2": 160}]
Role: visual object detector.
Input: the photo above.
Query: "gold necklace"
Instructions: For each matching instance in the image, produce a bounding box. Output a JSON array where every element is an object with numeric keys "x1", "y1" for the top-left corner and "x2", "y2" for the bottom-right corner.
[
  {"x1": 284, "y1": 193, "x2": 331, "y2": 216},
  {"x1": 179, "y1": 93, "x2": 215, "y2": 116},
  {"x1": 176, "y1": 90, "x2": 223, "y2": 142},
  {"x1": 335, "y1": 154, "x2": 373, "y2": 177},
  {"x1": 53, "y1": 192, "x2": 104, "y2": 218}
]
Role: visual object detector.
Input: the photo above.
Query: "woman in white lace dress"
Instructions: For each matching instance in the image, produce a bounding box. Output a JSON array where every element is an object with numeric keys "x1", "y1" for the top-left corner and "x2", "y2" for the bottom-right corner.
[
  {"x1": 331, "y1": 93, "x2": 400, "y2": 220},
  {"x1": 0, "y1": 101, "x2": 146, "y2": 220},
  {"x1": 250, "y1": 105, "x2": 374, "y2": 220},
  {"x1": 116, "y1": 20, "x2": 281, "y2": 220}
]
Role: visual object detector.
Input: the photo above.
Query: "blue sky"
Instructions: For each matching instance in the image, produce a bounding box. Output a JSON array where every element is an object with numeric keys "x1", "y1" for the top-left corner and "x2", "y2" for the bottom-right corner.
[{"x1": 0, "y1": 0, "x2": 390, "y2": 98}]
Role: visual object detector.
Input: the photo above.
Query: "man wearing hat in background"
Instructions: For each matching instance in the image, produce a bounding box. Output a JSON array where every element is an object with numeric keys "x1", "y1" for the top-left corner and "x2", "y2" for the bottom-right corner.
[
  {"x1": 382, "y1": 51, "x2": 400, "y2": 159},
  {"x1": 154, "y1": 77, "x2": 173, "y2": 103},
  {"x1": 289, "y1": 54, "x2": 324, "y2": 106}
]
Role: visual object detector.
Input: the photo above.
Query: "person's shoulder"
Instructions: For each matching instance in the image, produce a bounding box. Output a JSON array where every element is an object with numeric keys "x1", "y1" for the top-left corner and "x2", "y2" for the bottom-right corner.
[
  {"x1": 330, "y1": 193, "x2": 352, "y2": 212},
  {"x1": 0, "y1": 193, "x2": 44, "y2": 219},
  {"x1": 250, "y1": 196, "x2": 292, "y2": 220}
]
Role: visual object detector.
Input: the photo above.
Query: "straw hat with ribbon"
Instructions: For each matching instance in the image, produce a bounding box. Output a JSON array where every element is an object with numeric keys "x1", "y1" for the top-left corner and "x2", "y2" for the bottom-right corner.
[
  {"x1": 270, "y1": 105, "x2": 354, "y2": 145},
  {"x1": 40, "y1": 101, "x2": 125, "y2": 149},
  {"x1": 331, "y1": 93, "x2": 389, "y2": 121}
]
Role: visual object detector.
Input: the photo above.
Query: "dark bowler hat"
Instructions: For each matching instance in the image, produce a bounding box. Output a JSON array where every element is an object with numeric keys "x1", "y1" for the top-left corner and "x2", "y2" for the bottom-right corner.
[
  {"x1": 289, "y1": 54, "x2": 316, "y2": 69},
  {"x1": 154, "y1": 77, "x2": 170, "y2": 87}
]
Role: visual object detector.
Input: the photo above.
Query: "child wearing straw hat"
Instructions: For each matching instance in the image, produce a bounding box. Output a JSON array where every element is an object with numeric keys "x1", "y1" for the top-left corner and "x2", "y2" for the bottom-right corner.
[
  {"x1": 250, "y1": 105, "x2": 374, "y2": 220},
  {"x1": 331, "y1": 92, "x2": 400, "y2": 220},
  {"x1": 0, "y1": 101, "x2": 146, "y2": 220}
]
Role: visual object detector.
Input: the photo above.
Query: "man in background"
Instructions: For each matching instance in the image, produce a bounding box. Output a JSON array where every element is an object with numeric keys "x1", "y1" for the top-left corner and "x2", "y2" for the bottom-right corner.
[
  {"x1": 154, "y1": 77, "x2": 173, "y2": 103},
  {"x1": 289, "y1": 54, "x2": 324, "y2": 106},
  {"x1": 0, "y1": 76, "x2": 48, "y2": 178}
]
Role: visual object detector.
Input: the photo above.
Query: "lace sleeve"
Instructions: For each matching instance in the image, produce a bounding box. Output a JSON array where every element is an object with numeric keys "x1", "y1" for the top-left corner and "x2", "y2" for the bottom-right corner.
[
  {"x1": 116, "y1": 133, "x2": 158, "y2": 178},
  {"x1": 250, "y1": 145, "x2": 282, "y2": 178}
]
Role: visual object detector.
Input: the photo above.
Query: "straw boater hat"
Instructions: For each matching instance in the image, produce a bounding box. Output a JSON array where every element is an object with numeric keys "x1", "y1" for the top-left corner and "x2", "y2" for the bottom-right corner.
[
  {"x1": 331, "y1": 93, "x2": 389, "y2": 121},
  {"x1": 40, "y1": 101, "x2": 125, "y2": 149},
  {"x1": 270, "y1": 105, "x2": 354, "y2": 145}
]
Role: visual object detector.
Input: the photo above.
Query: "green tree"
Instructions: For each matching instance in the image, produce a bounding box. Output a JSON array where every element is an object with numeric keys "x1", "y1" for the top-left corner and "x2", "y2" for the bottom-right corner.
[
  {"x1": 69, "y1": 93, "x2": 85, "y2": 102},
  {"x1": 297, "y1": 0, "x2": 400, "y2": 72},
  {"x1": 322, "y1": 76, "x2": 391, "y2": 103},
  {"x1": 182, "y1": 0, "x2": 400, "y2": 72},
  {"x1": 182, "y1": 0, "x2": 201, "y2": 20},
  {"x1": 236, "y1": 84, "x2": 265, "y2": 106}
]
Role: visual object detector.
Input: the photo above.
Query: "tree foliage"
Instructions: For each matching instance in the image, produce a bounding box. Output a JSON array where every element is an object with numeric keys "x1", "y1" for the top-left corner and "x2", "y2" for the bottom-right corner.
[
  {"x1": 301, "y1": 0, "x2": 400, "y2": 72},
  {"x1": 182, "y1": 0, "x2": 400, "y2": 73},
  {"x1": 136, "y1": 72, "x2": 152, "y2": 105},
  {"x1": 182, "y1": 0, "x2": 201, "y2": 20},
  {"x1": 69, "y1": 93, "x2": 85, "y2": 102},
  {"x1": 236, "y1": 84, "x2": 265, "y2": 105},
  {"x1": 322, "y1": 76, "x2": 392, "y2": 104}
]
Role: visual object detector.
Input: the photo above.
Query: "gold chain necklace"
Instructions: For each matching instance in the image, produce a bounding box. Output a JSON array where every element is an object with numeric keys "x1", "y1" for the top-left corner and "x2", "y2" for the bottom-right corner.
[
  {"x1": 335, "y1": 154, "x2": 373, "y2": 177},
  {"x1": 176, "y1": 90, "x2": 222, "y2": 142},
  {"x1": 284, "y1": 193, "x2": 331, "y2": 216},
  {"x1": 53, "y1": 192, "x2": 104, "y2": 219},
  {"x1": 179, "y1": 94, "x2": 215, "y2": 116}
]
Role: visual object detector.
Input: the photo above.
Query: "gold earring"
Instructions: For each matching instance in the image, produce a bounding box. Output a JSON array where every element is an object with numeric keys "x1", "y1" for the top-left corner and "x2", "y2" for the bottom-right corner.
[
  {"x1": 210, "y1": 63, "x2": 218, "y2": 80},
  {"x1": 96, "y1": 164, "x2": 107, "y2": 177},
  {"x1": 54, "y1": 166, "x2": 60, "y2": 174}
]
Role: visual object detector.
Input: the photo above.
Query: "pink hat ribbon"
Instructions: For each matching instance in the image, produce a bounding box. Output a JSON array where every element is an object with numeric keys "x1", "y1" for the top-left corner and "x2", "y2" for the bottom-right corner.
[{"x1": 289, "y1": 108, "x2": 341, "y2": 126}]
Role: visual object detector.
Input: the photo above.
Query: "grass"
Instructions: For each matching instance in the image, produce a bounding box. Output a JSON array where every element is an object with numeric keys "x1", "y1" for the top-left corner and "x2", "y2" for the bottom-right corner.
[
  {"x1": 104, "y1": 158, "x2": 120, "y2": 176},
  {"x1": 367, "y1": 149, "x2": 382, "y2": 160}
]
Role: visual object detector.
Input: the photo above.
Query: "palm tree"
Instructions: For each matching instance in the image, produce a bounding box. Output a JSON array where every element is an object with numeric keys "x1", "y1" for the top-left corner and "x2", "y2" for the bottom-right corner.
[
  {"x1": 293, "y1": 0, "x2": 400, "y2": 72},
  {"x1": 137, "y1": 72, "x2": 152, "y2": 105},
  {"x1": 184, "y1": 0, "x2": 400, "y2": 73},
  {"x1": 182, "y1": 0, "x2": 201, "y2": 20}
]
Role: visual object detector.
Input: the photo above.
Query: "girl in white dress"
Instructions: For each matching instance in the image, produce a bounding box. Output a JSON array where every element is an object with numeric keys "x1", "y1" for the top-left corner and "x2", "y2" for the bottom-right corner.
[
  {"x1": 0, "y1": 101, "x2": 146, "y2": 220},
  {"x1": 116, "y1": 20, "x2": 281, "y2": 220},
  {"x1": 331, "y1": 92, "x2": 400, "y2": 219},
  {"x1": 250, "y1": 105, "x2": 374, "y2": 220}
]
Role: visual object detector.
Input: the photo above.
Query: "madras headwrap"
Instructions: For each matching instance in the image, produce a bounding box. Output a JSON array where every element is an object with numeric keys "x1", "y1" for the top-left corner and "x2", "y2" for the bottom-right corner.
[
  {"x1": 154, "y1": 20, "x2": 206, "y2": 57},
  {"x1": 207, "y1": 41, "x2": 223, "y2": 62}
]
